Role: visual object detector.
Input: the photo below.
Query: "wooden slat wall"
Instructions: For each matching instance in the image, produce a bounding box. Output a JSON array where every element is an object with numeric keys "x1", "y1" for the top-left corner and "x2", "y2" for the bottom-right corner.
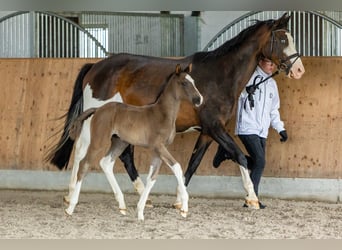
[{"x1": 0, "y1": 57, "x2": 341, "y2": 179}]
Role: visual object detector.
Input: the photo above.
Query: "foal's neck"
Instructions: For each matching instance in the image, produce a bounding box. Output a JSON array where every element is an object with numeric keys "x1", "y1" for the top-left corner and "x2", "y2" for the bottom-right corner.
[{"x1": 154, "y1": 79, "x2": 181, "y2": 123}]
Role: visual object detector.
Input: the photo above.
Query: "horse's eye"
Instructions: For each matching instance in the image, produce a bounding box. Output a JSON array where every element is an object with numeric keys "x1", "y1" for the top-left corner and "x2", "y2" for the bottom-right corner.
[{"x1": 181, "y1": 81, "x2": 188, "y2": 86}]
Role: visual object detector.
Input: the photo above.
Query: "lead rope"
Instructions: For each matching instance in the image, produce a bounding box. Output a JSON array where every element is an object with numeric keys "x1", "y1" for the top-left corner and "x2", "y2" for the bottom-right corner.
[{"x1": 243, "y1": 70, "x2": 279, "y2": 110}]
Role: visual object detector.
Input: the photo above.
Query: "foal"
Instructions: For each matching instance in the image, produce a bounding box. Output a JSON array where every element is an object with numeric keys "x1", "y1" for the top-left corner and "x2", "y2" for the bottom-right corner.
[{"x1": 65, "y1": 64, "x2": 203, "y2": 220}]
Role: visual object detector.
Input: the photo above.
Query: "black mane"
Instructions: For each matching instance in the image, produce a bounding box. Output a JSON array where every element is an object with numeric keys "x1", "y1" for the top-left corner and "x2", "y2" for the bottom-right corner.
[{"x1": 193, "y1": 19, "x2": 274, "y2": 62}]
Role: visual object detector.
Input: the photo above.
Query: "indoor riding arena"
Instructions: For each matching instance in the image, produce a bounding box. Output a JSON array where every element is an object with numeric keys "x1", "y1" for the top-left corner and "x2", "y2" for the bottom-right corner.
[{"x1": 0, "y1": 10, "x2": 341, "y2": 239}]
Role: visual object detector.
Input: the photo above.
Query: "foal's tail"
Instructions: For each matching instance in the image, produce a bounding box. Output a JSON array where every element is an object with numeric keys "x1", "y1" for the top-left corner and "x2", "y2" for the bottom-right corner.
[
  {"x1": 44, "y1": 63, "x2": 94, "y2": 170},
  {"x1": 69, "y1": 108, "x2": 97, "y2": 140}
]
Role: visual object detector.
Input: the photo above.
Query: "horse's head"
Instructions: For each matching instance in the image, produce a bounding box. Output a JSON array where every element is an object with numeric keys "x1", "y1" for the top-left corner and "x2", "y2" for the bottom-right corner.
[
  {"x1": 262, "y1": 13, "x2": 305, "y2": 79},
  {"x1": 174, "y1": 64, "x2": 203, "y2": 107}
]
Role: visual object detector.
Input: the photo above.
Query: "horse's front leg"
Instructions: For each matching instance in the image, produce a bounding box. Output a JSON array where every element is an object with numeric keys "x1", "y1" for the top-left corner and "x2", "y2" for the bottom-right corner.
[
  {"x1": 158, "y1": 145, "x2": 189, "y2": 218},
  {"x1": 210, "y1": 126, "x2": 259, "y2": 209},
  {"x1": 173, "y1": 133, "x2": 212, "y2": 209},
  {"x1": 184, "y1": 133, "x2": 213, "y2": 185},
  {"x1": 137, "y1": 156, "x2": 162, "y2": 221}
]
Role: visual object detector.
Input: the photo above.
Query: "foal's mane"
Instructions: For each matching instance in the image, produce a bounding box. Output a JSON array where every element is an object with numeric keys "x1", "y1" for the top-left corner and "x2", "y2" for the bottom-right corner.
[
  {"x1": 193, "y1": 19, "x2": 275, "y2": 62},
  {"x1": 151, "y1": 71, "x2": 176, "y2": 104}
]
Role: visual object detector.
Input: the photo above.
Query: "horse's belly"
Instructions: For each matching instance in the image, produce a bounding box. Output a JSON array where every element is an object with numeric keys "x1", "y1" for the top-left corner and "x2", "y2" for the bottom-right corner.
[
  {"x1": 83, "y1": 82, "x2": 201, "y2": 133},
  {"x1": 175, "y1": 102, "x2": 200, "y2": 133},
  {"x1": 83, "y1": 84, "x2": 123, "y2": 110}
]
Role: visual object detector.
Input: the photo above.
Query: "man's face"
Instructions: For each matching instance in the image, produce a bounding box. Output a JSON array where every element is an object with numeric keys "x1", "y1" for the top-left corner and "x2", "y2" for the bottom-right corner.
[{"x1": 259, "y1": 58, "x2": 276, "y2": 74}]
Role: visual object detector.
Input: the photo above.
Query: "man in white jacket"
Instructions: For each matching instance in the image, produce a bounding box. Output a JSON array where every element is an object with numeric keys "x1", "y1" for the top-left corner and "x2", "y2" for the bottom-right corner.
[{"x1": 213, "y1": 57, "x2": 288, "y2": 209}]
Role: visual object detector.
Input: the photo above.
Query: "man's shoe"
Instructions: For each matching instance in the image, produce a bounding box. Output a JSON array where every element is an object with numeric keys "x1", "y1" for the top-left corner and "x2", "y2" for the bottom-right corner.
[{"x1": 258, "y1": 202, "x2": 266, "y2": 209}]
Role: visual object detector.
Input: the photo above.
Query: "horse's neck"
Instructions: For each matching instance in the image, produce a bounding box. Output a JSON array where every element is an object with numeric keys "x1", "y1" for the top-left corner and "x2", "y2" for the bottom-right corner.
[
  {"x1": 154, "y1": 81, "x2": 181, "y2": 124},
  {"x1": 219, "y1": 30, "x2": 270, "y2": 96}
]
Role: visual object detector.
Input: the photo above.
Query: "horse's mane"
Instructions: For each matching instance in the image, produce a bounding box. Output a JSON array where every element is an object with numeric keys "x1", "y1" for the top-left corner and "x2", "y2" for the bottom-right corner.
[
  {"x1": 151, "y1": 71, "x2": 175, "y2": 104},
  {"x1": 194, "y1": 19, "x2": 275, "y2": 62}
]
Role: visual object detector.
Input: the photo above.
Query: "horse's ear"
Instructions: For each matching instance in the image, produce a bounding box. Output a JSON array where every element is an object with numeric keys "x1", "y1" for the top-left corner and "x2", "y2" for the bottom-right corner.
[
  {"x1": 274, "y1": 12, "x2": 290, "y2": 29},
  {"x1": 185, "y1": 63, "x2": 192, "y2": 73},
  {"x1": 175, "y1": 64, "x2": 182, "y2": 75}
]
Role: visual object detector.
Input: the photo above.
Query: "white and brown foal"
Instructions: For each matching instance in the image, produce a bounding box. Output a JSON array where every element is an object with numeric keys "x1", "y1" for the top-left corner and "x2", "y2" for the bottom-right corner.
[{"x1": 65, "y1": 64, "x2": 203, "y2": 220}]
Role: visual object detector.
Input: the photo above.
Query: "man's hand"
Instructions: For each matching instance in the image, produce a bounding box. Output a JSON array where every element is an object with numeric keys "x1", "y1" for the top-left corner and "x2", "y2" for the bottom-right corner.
[{"x1": 279, "y1": 130, "x2": 288, "y2": 142}]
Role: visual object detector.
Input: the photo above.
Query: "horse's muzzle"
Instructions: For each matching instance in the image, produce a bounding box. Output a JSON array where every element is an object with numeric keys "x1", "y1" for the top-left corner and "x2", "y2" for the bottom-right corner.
[{"x1": 193, "y1": 95, "x2": 203, "y2": 107}]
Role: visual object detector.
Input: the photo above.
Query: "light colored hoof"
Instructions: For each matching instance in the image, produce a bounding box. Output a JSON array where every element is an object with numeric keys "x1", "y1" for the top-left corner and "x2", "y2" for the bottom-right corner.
[
  {"x1": 245, "y1": 199, "x2": 260, "y2": 209},
  {"x1": 145, "y1": 199, "x2": 154, "y2": 208},
  {"x1": 63, "y1": 196, "x2": 70, "y2": 204},
  {"x1": 180, "y1": 210, "x2": 188, "y2": 218},
  {"x1": 172, "y1": 202, "x2": 182, "y2": 210},
  {"x1": 137, "y1": 212, "x2": 144, "y2": 221},
  {"x1": 119, "y1": 209, "x2": 127, "y2": 215},
  {"x1": 64, "y1": 208, "x2": 73, "y2": 216}
]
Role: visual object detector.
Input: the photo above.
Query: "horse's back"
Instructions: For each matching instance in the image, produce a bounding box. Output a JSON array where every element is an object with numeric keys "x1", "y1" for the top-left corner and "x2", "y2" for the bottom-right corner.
[{"x1": 83, "y1": 53, "x2": 191, "y2": 105}]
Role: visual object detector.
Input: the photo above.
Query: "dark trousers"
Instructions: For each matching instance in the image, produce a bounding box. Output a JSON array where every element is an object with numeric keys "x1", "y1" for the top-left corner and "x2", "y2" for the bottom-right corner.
[{"x1": 238, "y1": 134, "x2": 266, "y2": 196}]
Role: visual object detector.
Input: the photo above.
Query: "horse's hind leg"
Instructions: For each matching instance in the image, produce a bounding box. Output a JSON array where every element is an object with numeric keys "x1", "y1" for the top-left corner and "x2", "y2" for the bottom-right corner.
[
  {"x1": 100, "y1": 137, "x2": 129, "y2": 215},
  {"x1": 158, "y1": 145, "x2": 189, "y2": 218},
  {"x1": 65, "y1": 156, "x2": 90, "y2": 215},
  {"x1": 137, "y1": 155, "x2": 162, "y2": 221},
  {"x1": 64, "y1": 118, "x2": 92, "y2": 204}
]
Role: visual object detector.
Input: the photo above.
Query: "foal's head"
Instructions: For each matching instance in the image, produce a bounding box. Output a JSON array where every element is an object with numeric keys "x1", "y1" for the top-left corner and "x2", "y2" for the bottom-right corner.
[
  {"x1": 171, "y1": 64, "x2": 203, "y2": 107},
  {"x1": 260, "y1": 13, "x2": 305, "y2": 79}
]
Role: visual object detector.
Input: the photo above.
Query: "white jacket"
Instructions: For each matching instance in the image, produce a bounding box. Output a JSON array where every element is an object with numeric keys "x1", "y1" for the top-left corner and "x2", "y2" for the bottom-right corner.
[{"x1": 235, "y1": 66, "x2": 285, "y2": 138}]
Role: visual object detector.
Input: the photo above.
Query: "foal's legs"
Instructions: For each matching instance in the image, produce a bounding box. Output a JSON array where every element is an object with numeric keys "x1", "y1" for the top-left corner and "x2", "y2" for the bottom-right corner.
[
  {"x1": 100, "y1": 137, "x2": 129, "y2": 214},
  {"x1": 65, "y1": 128, "x2": 123, "y2": 215},
  {"x1": 174, "y1": 134, "x2": 213, "y2": 209},
  {"x1": 137, "y1": 155, "x2": 162, "y2": 221},
  {"x1": 64, "y1": 118, "x2": 92, "y2": 203},
  {"x1": 65, "y1": 156, "x2": 88, "y2": 215},
  {"x1": 158, "y1": 144, "x2": 189, "y2": 218}
]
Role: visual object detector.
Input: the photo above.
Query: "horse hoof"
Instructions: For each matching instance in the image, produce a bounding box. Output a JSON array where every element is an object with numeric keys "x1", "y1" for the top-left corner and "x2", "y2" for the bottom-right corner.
[
  {"x1": 119, "y1": 209, "x2": 127, "y2": 215},
  {"x1": 137, "y1": 212, "x2": 144, "y2": 221},
  {"x1": 172, "y1": 202, "x2": 182, "y2": 210},
  {"x1": 245, "y1": 200, "x2": 260, "y2": 209},
  {"x1": 180, "y1": 210, "x2": 188, "y2": 218},
  {"x1": 64, "y1": 208, "x2": 73, "y2": 216},
  {"x1": 145, "y1": 199, "x2": 154, "y2": 208}
]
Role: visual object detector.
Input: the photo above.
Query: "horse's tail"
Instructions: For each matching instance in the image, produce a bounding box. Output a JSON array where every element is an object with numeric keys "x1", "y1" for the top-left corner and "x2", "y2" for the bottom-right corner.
[
  {"x1": 69, "y1": 108, "x2": 97, "y2": 140},
  {"x1": 45, "y1": 63, "x2": 94, "y2": 170}
]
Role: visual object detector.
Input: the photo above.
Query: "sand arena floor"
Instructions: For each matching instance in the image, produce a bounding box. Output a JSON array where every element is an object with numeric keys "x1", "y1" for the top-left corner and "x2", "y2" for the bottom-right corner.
[{"x1": 0, "y1": 189, "x2": 341, "y2": 239}]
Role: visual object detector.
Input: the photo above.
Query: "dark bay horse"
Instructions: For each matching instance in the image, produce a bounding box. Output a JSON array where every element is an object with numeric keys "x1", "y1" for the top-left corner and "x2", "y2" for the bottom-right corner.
[
  {"x1": 46, "y1": 13, "x2": 305, "y2": 209},
  {"x1": 65, "y1": 64, "x2": 203, "y2": 220}
]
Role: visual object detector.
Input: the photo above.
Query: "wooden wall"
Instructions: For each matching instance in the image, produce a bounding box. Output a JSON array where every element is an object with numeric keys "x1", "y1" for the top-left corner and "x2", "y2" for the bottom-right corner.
[{"x1": 0, "y1": 57, "x2": 341, "y2": 179}]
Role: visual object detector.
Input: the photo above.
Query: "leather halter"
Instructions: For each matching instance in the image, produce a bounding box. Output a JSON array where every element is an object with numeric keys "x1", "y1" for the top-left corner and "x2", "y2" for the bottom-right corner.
[
  {"x1": 278, "y1": 52, "x2": 301, "y2": 75},
  {"x1": 269, "y1": 29, "x2": 301, "y2": 75},
  {"x1": 245, "y1": 29, "x2": 301, "y2": 110}
]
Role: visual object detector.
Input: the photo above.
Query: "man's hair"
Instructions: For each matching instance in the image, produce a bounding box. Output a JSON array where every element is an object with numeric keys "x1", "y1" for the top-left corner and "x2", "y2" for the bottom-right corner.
[{"x1": 258, "y1": 55, "x2": 273, "y2": 63}]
